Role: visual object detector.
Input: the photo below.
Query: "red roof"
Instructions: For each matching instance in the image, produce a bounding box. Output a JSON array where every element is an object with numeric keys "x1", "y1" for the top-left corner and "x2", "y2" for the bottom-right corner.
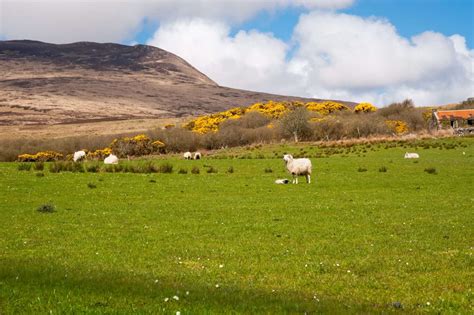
[{"x1": 436, "y1": 109, "x2": 474, "y2": 120}]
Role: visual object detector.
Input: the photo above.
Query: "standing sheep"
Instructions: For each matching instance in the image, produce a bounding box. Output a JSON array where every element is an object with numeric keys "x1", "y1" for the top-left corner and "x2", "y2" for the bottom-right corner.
[
  {"x1": 283, "y1": 154, "x2": 312, "y2": 184},
  {"x1": 73, "y1": 150, "x2": 86, "y2": 162},
  {"x1": 183, "y1": 152, "x2": 192, "y2": 160},
  {"x1": 193, "y1": 152, "x2": 202, "y2": 160}
]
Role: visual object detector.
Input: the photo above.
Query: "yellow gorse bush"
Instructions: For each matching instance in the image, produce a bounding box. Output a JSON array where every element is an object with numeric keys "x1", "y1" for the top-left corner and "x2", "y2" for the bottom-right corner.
[
  {"x1": 152, "y1": 140, "x2": 165, "y2": 147},
  {"x1": 184, "y1": 107, "x2": 246, "y2": 134},
  {"x1": 306, "y1": 101, "x2": 349, "y2": 115},
  {"x1": 185, "y1": 100, "x2": 357, "y2": 134},
  {"x1": 247, "y1": 101, "x2": 289, "y2": 119},
  {"x1": 110, "y1": 134, "x2": 166, "y2": 157},
  {"x1": 385, "y1": 120, "x2": 408, "y2": 134},
  {"x1": 87, "y1": 147, "x2": 112, "y2": 160},
  {"x1": 17, "y1": 151, "x2": 63, "y2": 162},
  {"x1": 354, "y1": 102, "x2": 377, "y2": 113}
]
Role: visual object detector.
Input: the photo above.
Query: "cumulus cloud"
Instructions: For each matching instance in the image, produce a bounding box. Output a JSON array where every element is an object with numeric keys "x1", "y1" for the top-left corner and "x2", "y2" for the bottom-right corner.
[
  {"x1": 148, "y1": 19, "x2": 295, "y2": 94},
  {"x1": 149, "y1": 11, "x2": 473, "y2": 105},
  {"x1": 0, "y1": 0, "x2": 354, "y2": 43},
  {"x1": 290, "y1": 11, "x2": 474, "y2": 104}
]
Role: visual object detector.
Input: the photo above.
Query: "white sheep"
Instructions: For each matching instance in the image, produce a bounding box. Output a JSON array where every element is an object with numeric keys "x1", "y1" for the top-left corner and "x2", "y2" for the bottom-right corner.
[
  {"x1": 404, "y1": 152, "x2": 420, "y2": 159},
  {"x1": 193, "y1": 152, "x2": 202, "y2": 160},
  {"x1": 104, "y1": 154, "x2": 119, "y2": 164},
  {"x1": 73, "y1": 150, "x2": 86, "y2": 162},
  {"x1": 183, "y1": 152, "x2": 192, "y2": 160},
  {"x1": 275, "y1": 179, "x2": 290, "y2": 184},
  {"x1": 283, "y1": 154, "x2": 312, "y2": 184}
]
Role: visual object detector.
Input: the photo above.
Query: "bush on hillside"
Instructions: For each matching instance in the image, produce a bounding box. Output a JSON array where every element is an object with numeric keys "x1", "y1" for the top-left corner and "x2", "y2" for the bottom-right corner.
[{"x1": 354, "y1": 102, "x2": 377, "y2": 113}]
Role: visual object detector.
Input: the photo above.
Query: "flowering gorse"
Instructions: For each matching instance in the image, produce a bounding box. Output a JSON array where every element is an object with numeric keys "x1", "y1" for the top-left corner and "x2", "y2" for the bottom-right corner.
[{"x1": 354, "y1": 102, "x2": 377, "y2": 113}]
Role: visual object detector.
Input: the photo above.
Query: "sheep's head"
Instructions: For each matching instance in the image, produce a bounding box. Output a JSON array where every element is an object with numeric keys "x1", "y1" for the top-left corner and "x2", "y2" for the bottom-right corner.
[{"x1": 283, "y1": 154, "x2": 293, "y2": 164}]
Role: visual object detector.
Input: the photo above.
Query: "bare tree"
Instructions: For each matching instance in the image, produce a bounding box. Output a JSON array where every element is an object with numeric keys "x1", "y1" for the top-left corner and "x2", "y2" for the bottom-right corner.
[{"x1": 280, "y1": 107, "x2": 312, "y2": 142}]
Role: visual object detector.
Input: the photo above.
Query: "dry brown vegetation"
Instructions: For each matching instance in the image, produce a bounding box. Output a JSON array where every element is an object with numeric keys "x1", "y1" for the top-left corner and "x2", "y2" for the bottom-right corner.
[
  {"x1": 0, "y1": 99, "x2": 445, "y2": 161},
  {"x1": 0, "y1": 40, "x2": 342, "y2": 125}
]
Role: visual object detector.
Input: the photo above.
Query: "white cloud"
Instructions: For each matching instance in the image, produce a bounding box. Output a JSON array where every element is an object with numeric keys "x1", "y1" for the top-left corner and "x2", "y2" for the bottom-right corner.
[
  {"x1": 148, "y1": 11, "x2": 473, "y2": 105},
  {"x1": 290, "y1": 11, "x2": 474, "y2": 105},
  {"x1": 148, "y1": 19, "x2": 294, "y2": 94},
  {"x1": 0, "y1": 0, "x2": 354, "y2": 43}
]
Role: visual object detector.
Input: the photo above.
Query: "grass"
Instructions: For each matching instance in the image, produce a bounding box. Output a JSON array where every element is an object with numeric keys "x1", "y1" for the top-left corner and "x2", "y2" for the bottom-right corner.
[{"x1": 0, "y1": 137, "x2": 473, "y2": 314}]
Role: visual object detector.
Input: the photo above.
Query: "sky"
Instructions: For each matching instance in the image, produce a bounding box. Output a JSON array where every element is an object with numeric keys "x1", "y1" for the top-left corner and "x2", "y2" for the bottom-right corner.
[{"x1": 1, "y1": 0, "x2": 473, "y2": 106}]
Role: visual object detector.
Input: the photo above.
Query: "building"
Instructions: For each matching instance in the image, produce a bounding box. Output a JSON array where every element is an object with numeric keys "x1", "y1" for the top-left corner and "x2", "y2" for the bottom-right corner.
[{"x1": 432, "y1": 109, "x2": 474, "y2": 129}]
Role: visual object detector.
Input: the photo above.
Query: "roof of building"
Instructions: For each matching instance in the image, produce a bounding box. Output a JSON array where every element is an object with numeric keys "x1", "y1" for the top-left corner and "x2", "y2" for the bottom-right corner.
[{"x1": 435, "y1": 109, "x2": 474, "y2": 120}]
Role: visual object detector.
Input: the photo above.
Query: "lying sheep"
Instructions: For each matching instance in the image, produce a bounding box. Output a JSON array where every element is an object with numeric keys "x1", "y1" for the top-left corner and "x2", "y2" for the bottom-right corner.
[
  {"x1": 183, "y1": 152, "x2": 192, "y2": 160},
  {"x1": 404, "y1": 152, "x2": 420, "y2": 159},
  {"x1": 73, "y1": 150, "x2": 86, "y2": 162},
  {"x1": 283, "y1": 154, "x2": 312, "y2": 184},
  {"x1": 194, "y1": 152, "x2": 202, "y2": 160},
  {"x1": 104, "y1": 154, "x2": 119, "y2": 164},
  {"x1": 275, "y1": 179, "x2": 290, "y2": 184}
]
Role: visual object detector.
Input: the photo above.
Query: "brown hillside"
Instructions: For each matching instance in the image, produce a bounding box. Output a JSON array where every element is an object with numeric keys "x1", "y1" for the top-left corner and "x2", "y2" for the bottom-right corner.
[{"x1": 0, "y1": 40, "x2": 355, "y2": 126}]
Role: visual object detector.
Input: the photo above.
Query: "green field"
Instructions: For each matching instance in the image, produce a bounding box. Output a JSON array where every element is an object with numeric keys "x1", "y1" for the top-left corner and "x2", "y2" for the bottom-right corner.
[{"x1": 1, "y1": 137, "x2": 473, "y2": 314}]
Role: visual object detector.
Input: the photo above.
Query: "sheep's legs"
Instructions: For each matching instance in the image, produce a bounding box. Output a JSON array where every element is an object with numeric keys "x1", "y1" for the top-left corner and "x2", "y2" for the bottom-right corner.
[
  {"x1": 293, "y1": 176, "x2": 298, "y2": 184},
  {"x1": 306, "y1": 175, "x2": 311, "y2": 184}
]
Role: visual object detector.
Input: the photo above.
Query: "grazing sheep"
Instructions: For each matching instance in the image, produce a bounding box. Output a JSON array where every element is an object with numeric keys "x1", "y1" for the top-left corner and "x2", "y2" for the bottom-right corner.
[
  {"x1": 194, "y1": 152, "x2": 202, "y2": 160},
  {"x1": 73, "y1": 150, "x2": 86, "y2": 162},
  {"x1": 283, "y1": 154, "x2": 312, "y2": 184},
  {"x1": 404, "y1": 152, "x2": 420, "y2": 159},
  {"x1": 104, "y1": 154, "x2": 119, "y2": 164},
  {"x1": 275, "y1": 179, "x2": 290, "y2": 184},
  {"x1": 183, "y1": 152, "x2": 192, "y2": 160}
]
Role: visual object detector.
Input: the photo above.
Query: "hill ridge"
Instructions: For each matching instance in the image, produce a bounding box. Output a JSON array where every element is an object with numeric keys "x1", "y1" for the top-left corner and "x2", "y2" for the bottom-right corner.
[{"x1": 0, "y1": 40, "x2": 355, "y2": 125}]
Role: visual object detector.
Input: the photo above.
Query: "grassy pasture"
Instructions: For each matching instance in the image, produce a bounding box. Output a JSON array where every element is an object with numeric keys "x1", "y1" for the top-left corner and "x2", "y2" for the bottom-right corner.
[{"x1": 0, "y1": 137, "x2": 473, "y2": 314}]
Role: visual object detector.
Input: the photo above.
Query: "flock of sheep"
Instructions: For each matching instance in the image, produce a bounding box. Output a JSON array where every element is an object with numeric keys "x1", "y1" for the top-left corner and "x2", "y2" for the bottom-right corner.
[
  {"x1": 183, "y1": 151, "x2": 202, "y2": 160},
  {"x1": 71, "y1": 149, "x2": 420, "y2": 185},
  {"x1": 73, "y1": 150, "x2": 118, "y2": 164}
]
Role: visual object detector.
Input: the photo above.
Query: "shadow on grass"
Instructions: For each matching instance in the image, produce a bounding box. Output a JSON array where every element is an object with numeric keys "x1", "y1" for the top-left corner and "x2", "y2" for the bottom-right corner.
[{"x1": 0, "y1": 258, "x2": 393, "y2": 314}]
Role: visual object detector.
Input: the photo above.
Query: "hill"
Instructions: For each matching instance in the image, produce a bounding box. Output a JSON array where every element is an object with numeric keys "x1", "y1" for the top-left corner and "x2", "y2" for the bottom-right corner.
[{"x1": 0, "y1": 40, "x2": 354, "y2": 126}]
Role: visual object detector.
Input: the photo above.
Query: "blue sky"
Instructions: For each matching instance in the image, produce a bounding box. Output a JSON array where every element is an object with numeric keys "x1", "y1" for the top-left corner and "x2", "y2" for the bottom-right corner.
[{"x1": 132, "y1": 0, "x2": 474, "y2": 49}]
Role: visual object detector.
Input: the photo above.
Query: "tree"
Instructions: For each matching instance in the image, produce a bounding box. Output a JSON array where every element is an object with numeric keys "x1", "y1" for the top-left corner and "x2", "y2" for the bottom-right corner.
[{"x1": 280, "y1": 107, "x2": 312, "y2": 142}]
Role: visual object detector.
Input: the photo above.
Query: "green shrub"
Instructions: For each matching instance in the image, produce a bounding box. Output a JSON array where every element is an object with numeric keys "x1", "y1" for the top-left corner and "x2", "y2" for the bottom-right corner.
[
  {"x1": 37, "y1": 204, "x2": 55, "y2": 213},
  {"x1": 86, "y1": 164, "x2": 101, "y2": 173},
  {"x1": 87, "y1": 183, "x2": 97, "y2": 189},
  {"x1": 49, "y1": 161, "x2": 84, "y2": 173},
  {"x1": 379, "y1": 166, "x2": 388, "y2": 172},
  {"x1": 18, "y1": 163, "x2": 32, "y2": 171},
  {"x1": 191, "y1": 166, "x2": 200, "y2": 174},
  {"x1": 424, "y1": 167, "x2": 437, "y2": 174},
  {"x1": 206, "y1": 166, "x2": 218, "y2": 173},
  {"x1": 178, "y1": 168, "x2": 188, "y2": 174},
  {"x1": 49, "y1": 162, "x2": 59, "y2": 173},
  {"x1": 157, "y1": 163, "x2": 173, "y2": 173},
  {"x1": 34, "y1": 162, "x2": 44, "y2": 171},
  {"x1": 264, "y1": 167, "x2": 273, "y2": 173},
  {"x1": 227, "y1": 166, "x2": 234, "y2": 173},
  {"x1": 36, "y1": 172, "x2": 45, "y2": 178},
  {"x1": 142, "y1": 162, "x2": 159, "y2": 173},
  {"x1": 358, "y1": 167, "x2": 368, "y2": 172}
]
